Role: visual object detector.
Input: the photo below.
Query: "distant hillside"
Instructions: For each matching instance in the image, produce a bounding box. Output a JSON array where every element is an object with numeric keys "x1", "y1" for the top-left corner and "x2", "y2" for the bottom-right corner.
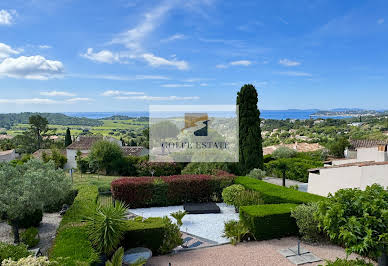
[
  {"x1": 0, "y1": 112, "x2": 103, "y2": 129},
  {"x1": 104, "y1": 115, "x2": 149, "y2": 122}
]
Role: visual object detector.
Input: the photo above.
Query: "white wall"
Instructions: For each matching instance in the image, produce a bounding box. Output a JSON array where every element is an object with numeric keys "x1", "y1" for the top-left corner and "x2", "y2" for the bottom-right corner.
[
  {"x1": 357, "y1": 147, "x2": 386, "y2": 162},
  {"x1": 308, "y1": 164, "x2": 388, "y2": 196},
  {"x1": 65, "y1": 149, "x2": 89, "y2": 169}
]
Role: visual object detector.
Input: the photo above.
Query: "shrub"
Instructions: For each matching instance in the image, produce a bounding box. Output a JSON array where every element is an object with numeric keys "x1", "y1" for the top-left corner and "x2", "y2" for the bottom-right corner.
[
  {"x1": 111, "y1": 156, "x2": 137, "y2": 176},
  {"x1": 42, "y1": 148, "x2": 67, "y2": 169},
  {"x1": 44, "y1": 189, "x2": 78, "y2": 213},
  {"x1": 171, "y1": 210, "x2": 186, "y2": 227},
  {"x1": 235, "y1": 176, "x2": 325, "y2": 204},
  {"x1": 122, "y1": 217, "x2": 182, "y2": 255},
  {"x1": 20, "y1": 227, "x2": 39, "y2": 248},
  {"x1": 316, "y1": 184, "x2": 388, "y2": 259},
  {"x1": 2, "y1": 256, "x2": 58, "y2": 266},
  {"x1": 13, "y1": 209, "x2": 43, "y2": 229},
  {"x1": 182, "y1": 162, "x2": 230, "y2": 175},
  {"x1": 239, "y1": 203, "x2": 299, "y2": 240},
  {"x1": 136, "y1": 161, "x2": 181, "y2": 177},
  {"x1": 223, "y1": 220, "x2": 250, "y2": 245},
  {"x1": 111, "y1": 174, "x2": 235, "y2": 208},
  {"x1": 88, "y1": 140, "x2": 123, "y2": 175},
  {"x1": 77, "y1": 158, "x2": 89, "y2": 174},
  {"x1": 290, "y1": 203, "x2": 321, "y2": 242},
  {"x1": 0, "y1": 243, "x2": 31, "y2": 263},
  {"x1": 322, "y1": 258, "x2": 374, "y2": 266},
  {"x1": 247, "y1": 168, "x2": 266, "y2": 180},
  {"x1": 86, "y1": 201, "x2": 128, "y2": 256},
  {"x1": 234, "y1": 190, "x2": 263, "y2": 209},
  {"x1": 222, "y1": 185, "x2": 245, "y2": 206},
  {"x1": 158, "y1": 217, "x2": 183, "y2": 254},
  {"x1": 105, "y1": 247, "x2": 124, "y2": 266},
  {"x1": 265, "y1": 158, "x2": 323, "y2": 182},
  {"x1": 272, "y1": 147, "x2": 297, "y2": 159}
]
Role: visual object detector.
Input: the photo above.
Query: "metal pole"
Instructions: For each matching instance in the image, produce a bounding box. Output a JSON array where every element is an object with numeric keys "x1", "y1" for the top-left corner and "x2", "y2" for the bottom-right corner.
[{"x1": 297, "y1": 240, "x2": 300, "y2": 255}]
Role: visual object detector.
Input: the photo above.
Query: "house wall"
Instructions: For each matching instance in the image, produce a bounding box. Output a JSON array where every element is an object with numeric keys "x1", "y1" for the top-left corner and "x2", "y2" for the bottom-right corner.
[
  {"x1": 65, "y1": 149, "x2": 90, "y2": 169},
  {"x1": 308, "y1": 166, "x2": 361, "y2": 197},
  {"x1": 357, "y1": 147, "x2": 387, "y2": 162},
  {"x1": 308, "y1": 164, "x2": 388, "y2": 196}
]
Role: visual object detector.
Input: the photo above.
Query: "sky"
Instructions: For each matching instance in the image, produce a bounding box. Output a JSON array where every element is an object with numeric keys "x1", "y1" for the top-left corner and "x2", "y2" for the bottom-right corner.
[{"x1": 0, "y1": 0, "x2": 387, "y2": 113}]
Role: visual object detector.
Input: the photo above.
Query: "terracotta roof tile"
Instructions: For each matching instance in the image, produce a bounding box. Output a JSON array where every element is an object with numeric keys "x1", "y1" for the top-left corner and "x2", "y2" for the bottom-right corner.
[
  {"x1": 66, "y1": 136, "x2": 102, "y2": 150},
  {"x1": 350, "y1": 139, "x2": 388, "y2": 149}
]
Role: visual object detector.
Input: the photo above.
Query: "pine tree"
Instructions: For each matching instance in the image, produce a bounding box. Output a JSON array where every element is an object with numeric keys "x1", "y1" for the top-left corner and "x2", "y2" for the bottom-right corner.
[
  {"x1": 65, "y1": 128, "x2": 72, "y2": 147},
  {"x1": 236, "y1": 84, "x2": 264, "y2": 174}
]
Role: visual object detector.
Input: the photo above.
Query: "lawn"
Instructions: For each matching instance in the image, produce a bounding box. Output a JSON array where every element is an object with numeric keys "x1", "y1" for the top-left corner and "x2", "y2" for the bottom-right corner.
[{"x1": 71, "y1": 172, "x2": 121, "y2": 191}]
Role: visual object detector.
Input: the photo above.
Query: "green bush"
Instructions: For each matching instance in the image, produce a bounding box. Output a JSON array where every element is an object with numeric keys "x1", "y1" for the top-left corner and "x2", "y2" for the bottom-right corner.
[
  {"x1": 182, "y1": 162, "x2": 230, "y2": 175},
  {"x1": 322, "y1": 258, "x2": 373, "y2": 266},
  {"x1": 122, "y1": 217, "x2": 182, "y2": 255},
  {"x1": 240, "y1": 203, "x2": 299, "y2": 240},
  {"x1": 235, "y1": 176, "x2": 325, "y2": 204},
  {"x1": 44, "y1": 189, "x2": 78, "y2": 213},
  {"x1": 290, "y1": 203, "x2": 321, "y2": 242},
  {"x1": 265, "y1": 158, "x2": 323, "y2": 182},
  {"x1": 20, "y1": 227, "x2": 39, "y2": 248},
  {"x1": 316, "y1": 184, "x2": 388, "y2": 259},
  {"x1": 222, "y1": 185, "x2": 245, "y2": 206},
  {"x1": 13, "y1": 209, "x2": 43, "y2": 229},
  {"x1": 49, "y1": 185, "x2": 99, "y2": 266},
  {"x1": 86, "y1": 201, "x2": 128, "y2": 256},
  {"x1": 2, "y1": 255, "x2": 59, "y2": 265},
  {"x1": 223, "y1": 220, "x2": 250, "y2": 245},
  {"x1": 234, "y1": 190, "x2": 263, "y2": 209},
  {"x1": 272, "y1": 147, "x2": 297, "y2": 159},
  {"x1": 247, "y1": 168, "x2": 266, "y2": 180},
  {"x1": 0, "y1": 242, "x2": 31, "y2": 263}
]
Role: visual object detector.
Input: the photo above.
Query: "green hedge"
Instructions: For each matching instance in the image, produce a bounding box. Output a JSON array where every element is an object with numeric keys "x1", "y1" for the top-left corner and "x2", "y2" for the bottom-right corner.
[
  {"x1": 50, "y1": 185, "x2": 99, "y2": 266},
  {"x1": 121, "y1": 217, "x2": 166, "y2": 254},
  {"x1": 235, "y1": 176, "x2": 325, "y2": 204},
  {"x1": 240, "y1": 204, "x2": 299, "y2": 240}
]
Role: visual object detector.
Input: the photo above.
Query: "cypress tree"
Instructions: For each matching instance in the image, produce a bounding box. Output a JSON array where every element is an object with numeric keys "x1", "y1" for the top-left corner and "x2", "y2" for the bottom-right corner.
[
  {"x1": 236, "y1": 84, "x2": 264, "y2": 174},
  {"x1": 65, "y1": 128, "x2": 72, "y2": 147}
]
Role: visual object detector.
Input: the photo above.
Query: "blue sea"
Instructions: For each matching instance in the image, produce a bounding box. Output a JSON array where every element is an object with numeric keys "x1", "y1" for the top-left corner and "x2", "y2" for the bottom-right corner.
[{"x1": 64, "y1": 110, "x2": 349, "y2": 120}]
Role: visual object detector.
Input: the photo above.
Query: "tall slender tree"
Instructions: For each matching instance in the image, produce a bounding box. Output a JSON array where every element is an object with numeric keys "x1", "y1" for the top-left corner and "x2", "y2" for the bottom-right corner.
[
  {"x1": 237, "y1": 84, "x2": 264, "y2": 174},
  {"x1": 65, "y1": 128, "x2": 72, "y2": 147}
]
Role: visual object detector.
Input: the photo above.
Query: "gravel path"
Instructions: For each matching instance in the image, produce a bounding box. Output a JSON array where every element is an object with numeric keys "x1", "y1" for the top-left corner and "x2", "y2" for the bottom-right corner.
[
  {"x1": 147, "y1": 237, "x2": 375, "y2": 266},
  {"x1": 0, "y1": 213, "x2": 62, "y2": 255},
  {"x1": 130, "y1": 203, "x2": 239, "y2": 244},
  {"x1": 263, "y1": 177, "x2": 308, "y2": 192}
]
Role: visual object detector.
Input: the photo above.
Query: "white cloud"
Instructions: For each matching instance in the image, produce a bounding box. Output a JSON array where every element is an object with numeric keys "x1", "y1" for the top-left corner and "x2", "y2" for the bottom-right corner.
[
  {"x1": 39, "y1": 45, "x2": 52, "y2": 49},
  {"x1": 40, "y1": 91, "x2": 76, "y2": 97},
  {"x1": 276, "y1": 71, "x2": 312, "y2": 77},
  {"x1": 0, "y1": 10, "x2": 15, "y2": 25},
  {"x1": 0, "y1": 43, "x2": 21, "y2": 59},
  {"x1": 216, "y1": 60, "x2": 252, "y2": 68},
  {"x1": 0, "y1": 55, "x2": 64, "y2": 80},
  {"x1": 230, "y1": 60, "x2": 252, "y2": 66},
  {"x1": 81, "y1": 48, "x2": 121, "y2": 64},
  {"x1": 200, "y1": 83, "x2": 208, "y2": 86},
  {"x1": 135, "y1": 75, "x2": 169, "y2": 80},
  {"x1": 377, "y1": 18, "x2": 385, "y2": 24},
  {"x1": 69, "y1": 73, "x2": 169, "y2": 81},
  {"x1": 0, "y1": 98, "x2": 58, "y2": 104},
  {"x1": 279, "y1": 58, "x2": 301, "y2": 67},
  {"x1": 142, "y1": 53, "x2": 188, "y2": 70},
  {"x1": 115, "y1": 95, "x2": 200, "y2": 101},
  {"x1": 66, "y1": 97, "x2": 93, "y2": 103},
  {"x1": 161, "y1": 34, "x2": 185, "y2": 42},
  {"x1": 102, "y1": 90, "x2": 145, "y2": 96},
  {"x1": 161, "y1": 84, "x2": 193, "y2": 88},
  {"x1": 110, "y1": 3, "x2": 174, "y2": 51}
]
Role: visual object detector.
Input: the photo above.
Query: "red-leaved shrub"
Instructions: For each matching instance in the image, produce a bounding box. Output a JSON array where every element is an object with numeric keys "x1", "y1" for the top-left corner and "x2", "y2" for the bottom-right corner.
[{"x1": 111, "y1": 174, "x2": 235, "y2": 208}]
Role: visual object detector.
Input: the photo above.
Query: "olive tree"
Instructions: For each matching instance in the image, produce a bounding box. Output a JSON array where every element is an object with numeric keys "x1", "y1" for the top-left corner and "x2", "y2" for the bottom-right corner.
[{"x1": 0, "y1": 159, "x2": 71, "y2": 243}]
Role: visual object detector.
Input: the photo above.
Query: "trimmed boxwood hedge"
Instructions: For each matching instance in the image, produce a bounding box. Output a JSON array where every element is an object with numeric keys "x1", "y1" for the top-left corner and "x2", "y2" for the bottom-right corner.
[
  {"x1": 49, "y1": 185, "x2": 100, "y2": 266},
  {"x1": 235, "y1": 176, "x2": 325, "y2": 204},
  {"x1": 240, "y1": 204, "x2": 299, "y2": 240},
  {"x1": 121, "y1": 217, "x2": 166, "y2": 254}
]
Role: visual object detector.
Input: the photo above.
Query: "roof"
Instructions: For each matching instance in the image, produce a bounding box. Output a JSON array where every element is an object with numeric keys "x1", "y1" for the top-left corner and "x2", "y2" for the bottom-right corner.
[
  {"x1": 121, "y1": 146, "x2": 147, "y2": 156},
  {"x1": 309, "y1": 161, "x2": 388, "y2": 172},
  {"x1": 263, "y1": 142, "x2": 324, "y2": 155},
  {"x1": 67, "y1": 136, "x2": 102, "y2": 150},
  {"x1": 0, "y1": 149, "x2": 15, "y2": 156},
  {"x1": 350, "y1": 139, "x2": 388, "y2": 149}
]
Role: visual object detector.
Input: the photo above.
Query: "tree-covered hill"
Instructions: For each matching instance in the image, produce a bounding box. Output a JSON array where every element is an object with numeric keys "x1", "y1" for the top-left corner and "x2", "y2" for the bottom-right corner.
[{"x1": 0, "y1": 113, "x2": 103, "y2": 129}]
